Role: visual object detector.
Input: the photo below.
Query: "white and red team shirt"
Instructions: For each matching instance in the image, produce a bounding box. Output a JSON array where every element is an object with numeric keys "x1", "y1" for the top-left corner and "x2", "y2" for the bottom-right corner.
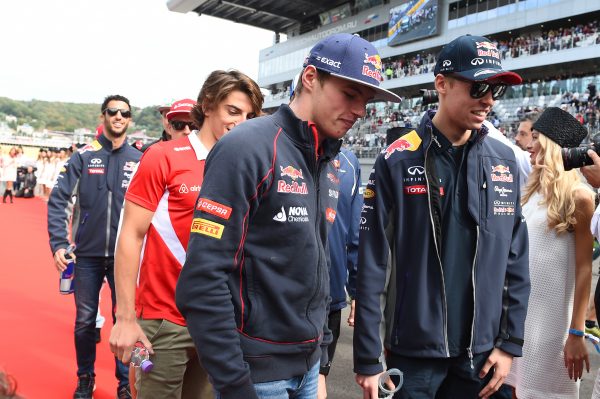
[{"x1": 125, "y1": 133, "x2": 208, "y2": 326}]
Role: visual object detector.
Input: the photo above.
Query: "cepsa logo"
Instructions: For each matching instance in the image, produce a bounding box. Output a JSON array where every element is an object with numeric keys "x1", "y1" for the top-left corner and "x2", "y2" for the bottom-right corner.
[
  {"x1": 196, "y1": 198, "x2": 232, "y2": 220},
  {"x1": 191, "y1": 218, "x2": 224, "y2": 239}
]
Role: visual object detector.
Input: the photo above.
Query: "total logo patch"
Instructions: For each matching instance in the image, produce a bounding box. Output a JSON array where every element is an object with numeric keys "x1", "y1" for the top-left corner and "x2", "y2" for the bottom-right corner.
[
  {"x1": 191, "y1": 218, "x2": 224, "y2": 239},
  {"x1": 403, "y1": 185, "x2": 427, "y2": 195},
  {"x1": 326, "y1": 208, "x2": 336, "y2": 223},
  {"x1": 196, "y1": 198, "x2": 232, "y2": 220},
  {"x1": 273, "y1": 206, "x2": 309, "y2": 223},
  {"x1": 88, "y1": 168, "x2": 105, "y2": 175}
]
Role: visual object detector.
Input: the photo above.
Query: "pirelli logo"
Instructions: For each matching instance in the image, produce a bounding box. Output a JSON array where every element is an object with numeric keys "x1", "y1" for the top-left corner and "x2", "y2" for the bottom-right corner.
[
  {"x1": 196, "y1": 198, "x2": 232, "y2": 220},
  {"x1": 191, "y1": 218, "x2": 224, "y2": 239}
]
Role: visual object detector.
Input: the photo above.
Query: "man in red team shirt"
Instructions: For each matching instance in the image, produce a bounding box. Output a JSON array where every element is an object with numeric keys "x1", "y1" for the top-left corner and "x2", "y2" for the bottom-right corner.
[{"x1": 109, "y1": 70, "x2": 264, "y2": 398}]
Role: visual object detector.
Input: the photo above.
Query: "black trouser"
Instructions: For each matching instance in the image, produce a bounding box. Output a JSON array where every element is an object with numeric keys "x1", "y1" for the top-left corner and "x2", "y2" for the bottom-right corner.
[{"x1": 327, "y1": 309, "x2": 342, "y2": 364}]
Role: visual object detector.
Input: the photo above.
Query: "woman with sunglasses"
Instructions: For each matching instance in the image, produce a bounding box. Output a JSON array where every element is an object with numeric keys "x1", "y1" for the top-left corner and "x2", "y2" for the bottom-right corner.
[
  {"x1": 505, "y1": 107, "x2": 594, "y2": 399},
  {"x1": 110, "y1": 70, "x2": 263, "y2": 399}
]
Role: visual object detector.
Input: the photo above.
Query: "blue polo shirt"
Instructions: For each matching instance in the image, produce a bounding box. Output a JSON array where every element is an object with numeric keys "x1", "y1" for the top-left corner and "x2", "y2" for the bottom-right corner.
[{"x1": 431, "y1": 124, "x2": 477, "y2": 357}]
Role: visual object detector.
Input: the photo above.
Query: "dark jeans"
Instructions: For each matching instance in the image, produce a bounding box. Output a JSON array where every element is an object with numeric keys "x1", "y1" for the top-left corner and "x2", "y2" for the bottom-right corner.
[
  {"x1": 74, "y1": 256, "x2": 128, "y2": 387},
  {"x1": 386, "y1": 350, "x2": 493, "y2": 398}
]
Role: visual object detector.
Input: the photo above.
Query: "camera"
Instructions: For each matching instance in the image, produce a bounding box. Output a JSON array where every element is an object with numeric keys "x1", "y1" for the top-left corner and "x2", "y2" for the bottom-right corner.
[
  {"x1": 562, "y1": 134, "x2": 600, "y2": 170},
  {"x1": 420, "y1": 89, "x2": 439, "y2": 106}
]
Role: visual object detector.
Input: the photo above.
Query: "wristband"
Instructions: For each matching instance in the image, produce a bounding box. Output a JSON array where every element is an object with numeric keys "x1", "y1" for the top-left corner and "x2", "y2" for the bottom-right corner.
[{"x1": 568, "y1": 328, "x2": 584, "y2": 337}]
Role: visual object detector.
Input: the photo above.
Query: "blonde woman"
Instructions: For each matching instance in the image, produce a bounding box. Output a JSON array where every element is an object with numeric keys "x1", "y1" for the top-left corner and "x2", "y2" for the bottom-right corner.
[
  {"x1": 1, "y1": 147, "x2": 18, "y2": 203},
  {"x1": 506, "y1": 107, "x2": 594, "y2": 398}
]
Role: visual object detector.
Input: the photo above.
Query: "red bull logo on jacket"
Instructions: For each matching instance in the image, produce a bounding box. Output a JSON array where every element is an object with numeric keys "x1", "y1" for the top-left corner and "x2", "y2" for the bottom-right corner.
[
  {"x1": 384, "y1": 130, "x2": 422, "y2": 160},
  {"x1": 491, "y1": 164, "x2": 513, "y2": 182},
  {"x1": 280, "y1": 165, "x2": 304, "y2": 181}
]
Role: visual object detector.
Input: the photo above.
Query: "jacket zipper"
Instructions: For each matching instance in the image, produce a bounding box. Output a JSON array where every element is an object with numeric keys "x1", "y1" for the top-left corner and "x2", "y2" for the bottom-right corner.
[
  {"x1": 468, "y1": 225, "x2": 480, "y2": 369},
  {"x1": 305, "y1": 150, "x2": 323, "y2": 342},
  {"x1": 105, "y1": 192, "x2": 112, "y2": 257},
  {"x1": 424, "y1": 127, "x2": 449, "y2": 357}
]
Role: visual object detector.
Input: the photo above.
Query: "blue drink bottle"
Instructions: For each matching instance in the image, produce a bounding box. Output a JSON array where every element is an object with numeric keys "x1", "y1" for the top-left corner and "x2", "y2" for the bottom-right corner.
[{"x1": 59, "y1": 245, "x2": 76, "y2": 295}]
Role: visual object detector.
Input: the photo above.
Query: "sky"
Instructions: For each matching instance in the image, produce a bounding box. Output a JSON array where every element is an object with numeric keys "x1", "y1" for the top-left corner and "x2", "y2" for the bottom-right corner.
[{"x1": 0, "y1": 0, "x2": 276, "y2": 108}]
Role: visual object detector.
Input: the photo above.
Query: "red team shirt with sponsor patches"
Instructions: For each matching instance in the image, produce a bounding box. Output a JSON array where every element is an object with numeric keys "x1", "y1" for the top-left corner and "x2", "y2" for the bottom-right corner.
[{"x1": 125, "y1": 133, "x2": 208, "y2": 325}]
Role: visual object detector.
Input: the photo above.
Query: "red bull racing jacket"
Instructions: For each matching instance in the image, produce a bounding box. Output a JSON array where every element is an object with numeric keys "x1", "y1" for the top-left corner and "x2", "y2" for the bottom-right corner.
[
  {"x1": 353, "y1": 110, "x2": 530, "y2": 376},
  {"x1": 176, "y1": 104, "x2": 341, "y2": 399}
]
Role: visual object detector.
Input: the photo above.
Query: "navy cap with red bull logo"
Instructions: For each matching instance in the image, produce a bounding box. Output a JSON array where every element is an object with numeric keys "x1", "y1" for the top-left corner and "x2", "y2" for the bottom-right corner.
[
  {"x1": 303, "y1": 33, "x2": 402, "y2": 102},
  {"x1": 434, "y1": 34, "x2": 522, "y2": 84}
]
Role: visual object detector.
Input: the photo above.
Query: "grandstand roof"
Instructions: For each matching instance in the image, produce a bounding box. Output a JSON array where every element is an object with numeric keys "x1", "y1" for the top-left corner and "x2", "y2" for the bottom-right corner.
[{"x1": 167, "y1": 0, "x2": 351, "y2": 33}]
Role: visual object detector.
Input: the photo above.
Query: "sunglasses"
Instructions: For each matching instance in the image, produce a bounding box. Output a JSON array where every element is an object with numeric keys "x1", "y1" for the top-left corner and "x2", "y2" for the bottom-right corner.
[
  {"x1": 170, "y1": 120, "x2": 198, "y2": 131},
  {"x1": 103, "y1": 108, "x2": 132, "y2": 118},
  {"x1": 451, "y1": 75, "x2": 507, "y2": 100}
]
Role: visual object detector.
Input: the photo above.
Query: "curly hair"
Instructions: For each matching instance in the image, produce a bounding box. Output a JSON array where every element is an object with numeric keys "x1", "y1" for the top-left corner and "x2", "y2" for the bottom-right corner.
[{"x1": 522, "y1": 134, "x2": 593, "y2": 234}]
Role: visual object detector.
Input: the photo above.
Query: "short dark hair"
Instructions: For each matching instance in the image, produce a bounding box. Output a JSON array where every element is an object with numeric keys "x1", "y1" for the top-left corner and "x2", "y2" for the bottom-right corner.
[
  {"x1": 520, "y1": 112, "x2": 540, "y2": 124},
  {"x1": 101, "y1": 95, "x2": 131, "y2": 113},
  {"x1": 190, "y1": 70, "x2": 264, "y2": 129}
]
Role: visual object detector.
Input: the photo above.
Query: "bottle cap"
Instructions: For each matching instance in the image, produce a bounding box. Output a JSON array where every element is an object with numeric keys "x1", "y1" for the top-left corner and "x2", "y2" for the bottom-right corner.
[{"x1": 140, "y1": 359, "x2": 154, "y2": 373}]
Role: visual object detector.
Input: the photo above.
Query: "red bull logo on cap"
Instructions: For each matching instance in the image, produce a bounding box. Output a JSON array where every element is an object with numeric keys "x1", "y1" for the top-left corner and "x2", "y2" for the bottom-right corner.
[
  {"x1": 280, "y1": 165, "x2": 304, "y2": 181},
  {"x1": 476, "y1": 41, "x2": 497, "y2": 50},
  {"x1": 475, "y1": 41, "x2": 499, "y2": 58},
  {"x1": 364, "y1": 53, "x2": 382, "y2": 71}
]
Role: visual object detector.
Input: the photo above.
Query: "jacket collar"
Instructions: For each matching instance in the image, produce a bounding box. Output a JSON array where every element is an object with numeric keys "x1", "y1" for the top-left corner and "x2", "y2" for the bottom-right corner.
[
  {"x1": 273, "y1": 104, "x2": 342, "y2": 161},
  {"x1": 419, "y1": 109, "x2": 489, "y2": 147},
  {"x1": 98, "y1": 133, "x2": 128, "y2": 152}
]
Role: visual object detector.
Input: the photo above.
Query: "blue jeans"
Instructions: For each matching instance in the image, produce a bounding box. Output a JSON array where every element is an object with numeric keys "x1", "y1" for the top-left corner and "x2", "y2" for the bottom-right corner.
[
  {"x1": 386, "y1": 350, "x2": 494, "y2": 398},
  {"x1": 215, "y1": 361, "x2": 319, "y2": 399},
  {"x1": 74, "y1": 256, "x2": 128, "y2": 387}
]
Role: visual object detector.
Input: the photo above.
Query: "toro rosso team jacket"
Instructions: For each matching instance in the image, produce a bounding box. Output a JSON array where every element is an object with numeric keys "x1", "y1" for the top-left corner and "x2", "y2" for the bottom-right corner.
[
  {"x1": 48, "y1": 134, "x2": 141, "y2": 257},
  {"x1": 176, "y1": 104, "x2": 341, "y2": 399},
  {"x1": 353, "y1": 110, "x2": 530, "y2": 376}
]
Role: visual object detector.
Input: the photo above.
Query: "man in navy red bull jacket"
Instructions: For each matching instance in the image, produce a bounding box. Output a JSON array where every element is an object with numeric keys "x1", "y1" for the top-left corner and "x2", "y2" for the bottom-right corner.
[
  {"x1": 48, "y1": 94, "x2": 141, "y2": 399},
  {"x1": 175, "y1": 33, "x2": 400, "y2": 399},
  {"x1": 354, "y1": 35, "x2": 530, "y2": 399}
]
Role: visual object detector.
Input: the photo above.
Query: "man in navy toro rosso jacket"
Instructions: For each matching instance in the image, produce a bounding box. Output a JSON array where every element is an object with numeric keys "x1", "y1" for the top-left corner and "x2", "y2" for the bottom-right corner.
[
  {"x1": 48, "y1": 95, "x2": 141, "y2": 399},
  {"x1": 354, "y1": 35, "x2": 531, "y2": 399},
  {"x1": 175, "y1": 33, "x2": 401, "y2": 399}
]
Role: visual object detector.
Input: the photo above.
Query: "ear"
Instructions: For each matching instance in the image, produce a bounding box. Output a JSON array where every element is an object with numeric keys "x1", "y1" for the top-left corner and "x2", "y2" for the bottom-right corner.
[
  {"x1": 434, "y1": 74, "x2": 449, "y2": 95},
  {"x1": 301, "y1": 66, "x2": 319, "y2": 93}
]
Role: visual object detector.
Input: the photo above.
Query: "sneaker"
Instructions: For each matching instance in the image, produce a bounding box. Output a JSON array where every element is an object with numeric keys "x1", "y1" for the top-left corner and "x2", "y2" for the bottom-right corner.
[
  {"x1": 73, "y1": 374, "x2": 95, "y2": 399},
  {"x1": 586, "y1": 325, "x2": 600, "y2": 339},
  {"x1": 117, "y1": 384, "x2": 132, "y2": 399},
  {"x1": 95, "y1": 328, "x2": 102, "y2": 344}
]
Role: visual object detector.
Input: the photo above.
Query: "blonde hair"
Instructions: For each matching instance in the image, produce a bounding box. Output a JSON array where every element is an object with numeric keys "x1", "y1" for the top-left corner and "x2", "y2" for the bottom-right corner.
[{"x1": 522, "y1": 134, "x2": 592, "y2": 234}]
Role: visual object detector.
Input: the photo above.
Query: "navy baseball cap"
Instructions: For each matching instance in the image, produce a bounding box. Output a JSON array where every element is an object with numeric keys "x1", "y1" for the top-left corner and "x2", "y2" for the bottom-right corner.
[
  {"x1": 434, "y1": 35, "x2": 522, "y2": 84},
  {"x1": 303, "y1": 33, "x2": 401, "y2": 102}
]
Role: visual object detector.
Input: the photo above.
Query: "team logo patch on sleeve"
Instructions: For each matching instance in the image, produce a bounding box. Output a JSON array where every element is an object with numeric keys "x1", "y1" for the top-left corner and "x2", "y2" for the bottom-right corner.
[
  {"x1": 191, "y1": 218, "x2": 225, "y2": 239},
  {"x1": 326, "y1": 208, "x2": 336, "y2": 223},
  {"x1": 196, "y1": 198, "x2": 232, "y2": 220}
]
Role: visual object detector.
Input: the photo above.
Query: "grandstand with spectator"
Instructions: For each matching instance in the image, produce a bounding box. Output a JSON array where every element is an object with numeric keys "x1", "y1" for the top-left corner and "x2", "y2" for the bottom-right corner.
[{"x1": 169, "y1": 0, "x2": 600, "y2": 179}]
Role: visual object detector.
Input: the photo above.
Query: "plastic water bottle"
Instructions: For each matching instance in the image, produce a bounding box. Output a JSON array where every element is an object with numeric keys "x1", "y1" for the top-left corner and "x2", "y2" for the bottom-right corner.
[
  {"x1": 131, "y1": 342, "x2": 153, "y2": 373},
  {"x1": 378, "y1": 368, "x2": 403, "y2": 399},
  {"x1": 59, "y1": 245, "x2": 76, "y2": 295}
]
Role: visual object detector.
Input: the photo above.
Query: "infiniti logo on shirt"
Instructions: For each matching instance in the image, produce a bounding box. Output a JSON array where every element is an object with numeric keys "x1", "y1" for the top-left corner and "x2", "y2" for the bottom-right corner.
[{"x1": 407, "y1": 166, "x2": 425, "y2": 176}]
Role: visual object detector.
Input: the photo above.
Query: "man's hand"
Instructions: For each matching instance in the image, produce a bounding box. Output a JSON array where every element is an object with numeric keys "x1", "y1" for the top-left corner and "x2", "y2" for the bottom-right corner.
[
  {"x1": 318, "y1": 373, "x2": 327, "y2": 399},
  {"x1": 563, "y1": 335, "x2": 590, "y2": 380},
  {"x1": 109, "y1": 319, "x2": 153, "y2": 364},
  {"x1": 478, "y1": 348, "x2": 513, "y2": 398},
  {"x1": 581, "y1": 150, "x2": 600, "y2": 188},
  {"x1": 356, "y1": 372, "x2": 394, "y2": 399},
  {"x1": 53, "y1": 248, "x2": 74, "y2": 272},
  {"x1": 347, "y1": 300, "x2": 356, "y2": 327}
]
